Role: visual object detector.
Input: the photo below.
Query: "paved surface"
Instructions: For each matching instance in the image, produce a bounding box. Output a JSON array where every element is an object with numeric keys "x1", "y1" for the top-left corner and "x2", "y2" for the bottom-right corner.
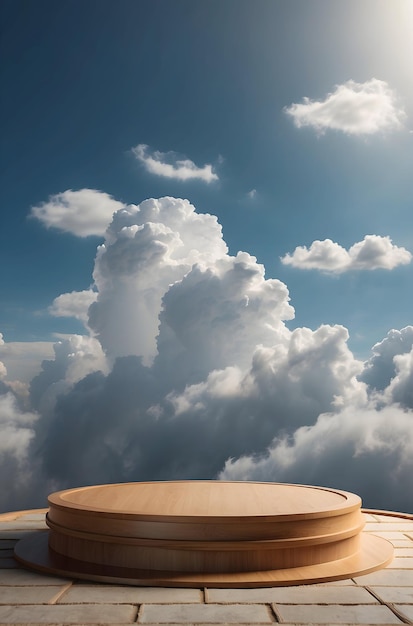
[{"x1": 0, "y1": 508, "x2": 412, "y2": 625}]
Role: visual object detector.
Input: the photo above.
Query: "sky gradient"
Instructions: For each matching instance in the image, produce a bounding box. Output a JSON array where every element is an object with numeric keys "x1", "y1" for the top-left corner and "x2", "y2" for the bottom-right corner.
[{"x1": 0, "y1": 0, "x2": 412, "y2": 513}]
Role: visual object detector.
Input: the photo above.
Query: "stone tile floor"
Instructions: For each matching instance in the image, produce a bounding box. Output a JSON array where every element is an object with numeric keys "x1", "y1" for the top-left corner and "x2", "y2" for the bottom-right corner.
[{"x1": 0, "y1": 508, "x2": 412, "y2": 625}]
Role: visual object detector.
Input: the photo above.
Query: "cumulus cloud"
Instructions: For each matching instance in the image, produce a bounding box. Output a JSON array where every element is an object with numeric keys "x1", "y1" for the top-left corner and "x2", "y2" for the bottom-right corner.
[
  {"x1": 386, "y1": 347, "x2": 413, "y2": 408},
  {"x1": 29, "y1": 335, "x2": 108, "y2": 415},
  {"x1": 220, "y1": 405, "x2": 413, "y2": 512},
  {"x1": 284, "y1": 79, "x2": 406, "y2": 135},
  {"x1": 0, "y1": 393, "x2": 36, "y2": 461},
  {"x1": 30, "y1": 189, "x2": 125, "y2": 237},
  {"x1": 0, "y1": 338, "x2": 55, "y2": 385},
  {"x1": 132, "y1": 144, "x2": 218, "y2": 182},
  {"x1": 1, "y1": 196, "x2": 413, "y2": 514},
  {"x1": 49, "y1": 290, "x2": 98, "y2": 324},
  {"x1": 89, "y1": 197, "x2": 229, "y2": 363},
  {"x1": 30, "y1": 323, "x2": 364, "y2": 491},
  {"x1": 360, "y1": 327, "x2": 413, "y2": 391},
  {"x1": 0, "y1": 389, "x2": 42, "y2": 512},
  {"x1": 281, "y1": 235, "x2": 412, "y2": 273}
]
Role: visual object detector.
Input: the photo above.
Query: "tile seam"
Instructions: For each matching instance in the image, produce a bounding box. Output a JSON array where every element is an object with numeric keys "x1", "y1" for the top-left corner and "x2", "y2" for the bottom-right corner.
[
  {"x1": 137, "y1": 602, "x2": 148, "y2": 623},
  {"x1": 270, "y1": 602, "x2": 283, "y2": 623},
  {"x1": 365, "y1": 585, "x2": 412, "y2": 624},
  {"x1": 47, "y1": 581, "x2": 73, "y2": 604},
  {"x1": 261, "y1": 601, "x2": 277, "y2": 623}
]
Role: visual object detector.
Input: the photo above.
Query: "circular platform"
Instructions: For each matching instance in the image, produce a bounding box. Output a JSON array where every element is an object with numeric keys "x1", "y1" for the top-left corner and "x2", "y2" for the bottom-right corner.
[{"x1": 14, "y1": 481, "x2": 394, "y2": 587}]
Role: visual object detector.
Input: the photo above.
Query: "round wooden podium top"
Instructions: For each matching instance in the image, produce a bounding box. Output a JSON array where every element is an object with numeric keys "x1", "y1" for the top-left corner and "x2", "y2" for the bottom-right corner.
[
  {"x1": 48, "y1": 481, "x2": 360, "y2": 521},
  {"x1": 17, "y1": 482, "x2": 392, "y2": 587}
]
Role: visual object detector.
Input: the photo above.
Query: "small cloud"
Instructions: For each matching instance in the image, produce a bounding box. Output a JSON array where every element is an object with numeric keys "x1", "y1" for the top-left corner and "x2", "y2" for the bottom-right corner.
[
  {"x1": 247, "y1": 189, "x2": 257, "y2": 199},
  {"x1": 0, "y1": 337, "x2": 55, "y2": 383},
  {"x1": 281, "y1": 235, "x2": 412, "y2": 273},
  {"x1": 49, "y1": 290, "x2": 98, "y2": 324},
  {"x1": 284, "y1": 79, "x2": 406, "y2": 135},
  {"x1": 30, "y1": 189, "x2": 125, "y2": 237},
  {"x1": 132, "y1": 144, "x2": 218, "y2": 182}
]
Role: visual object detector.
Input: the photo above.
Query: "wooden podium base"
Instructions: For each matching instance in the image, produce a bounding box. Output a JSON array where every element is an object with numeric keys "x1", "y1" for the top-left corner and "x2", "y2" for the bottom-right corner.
[{"x1": 14, "y1": 481, "x2": 393, "y2": 587}]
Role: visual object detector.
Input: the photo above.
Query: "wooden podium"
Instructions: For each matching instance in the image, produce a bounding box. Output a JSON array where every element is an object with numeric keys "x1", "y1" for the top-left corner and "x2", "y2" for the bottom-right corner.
[{"x1": 15, "y1": 481, "x2": 393, "y2": 587}]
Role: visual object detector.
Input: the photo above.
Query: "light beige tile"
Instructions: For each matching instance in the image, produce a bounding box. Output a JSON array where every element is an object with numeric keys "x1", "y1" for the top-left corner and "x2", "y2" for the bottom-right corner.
[
  {"x1": 394, "y1": 604, "x2": 413, "y2": 621},
  {"x1": 59, "y1": 584, "x2": 202, "y2": 604},
  {"x1": 387, "y1": 557, "x2": 413, "y2": 569},
  {"x1": 394, "y1": 547, "x2": 413, "y2": 555},
  {"x1": 275, "y1": 603, "x2": 402, "y2": 624},
  {"x1": 207, "y1": 585, "x2": 377, "y2": 604},
  {"x1": 139, "y1": 602, "x2": 272, "y2": 623},
  {"x1": 370, "y1": 585, "x2": 413, "y2": 603},
  {"x1": 0, "y1": 586, "x2": 67, "y2": 605},
  {"x1": 0, "y1": 603, "x2": 137, "y2": 623},
  {"x1": 354, "y1": 568, "x2": 413, "y2": 586},
  {"x1": 367, "y1": 531, "x2": 410, "y2": 540}
]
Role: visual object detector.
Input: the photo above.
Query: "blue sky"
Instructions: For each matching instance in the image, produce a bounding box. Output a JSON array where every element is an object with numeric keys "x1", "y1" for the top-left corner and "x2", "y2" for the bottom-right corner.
[
  {"x1": 0, "y1": 0, "x2": 412, "y2": 512},
  {"x1": 1, "y1": 0, "x2": 412, "y2": 352}
]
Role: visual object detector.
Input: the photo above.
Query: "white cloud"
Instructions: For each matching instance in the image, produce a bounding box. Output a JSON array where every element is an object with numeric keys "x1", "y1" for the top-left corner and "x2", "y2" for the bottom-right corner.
[
  {"x1": 349, "y1": 236, "x2": 412, "y2": 270},
  {"x1": 30, "y1": 335, "x2": 108, "y2": 410},
  {"x1": 0, "y1": 338, "x2": 55, "y2": 384},
  {"x1": 220, "y1": 325, "x2": 413, "y2": 511},
  {"x1": 220, "y1": 404, "x2": 413, "y2": 512},
  {"x1": 30, "y1": 189, "x2": 125, "y2": 237},
  {"x1": 156, "y1": 251, "x2": 294, "y2": 379},
  {"x1": 281, "y1": 235, "x2": 412, "y2": 273},
  {"x1": 360, "y1": 327, "x2": 413, "y2": 391},
  {"x1": 247, "y1": 189, "x2": 257, "y2": 199},
  {"x1": 0, "y1": 334, "x2": 6, "y2": 380},
  {"x1": 49, "y1": 290, "x2": 98, "y2": 324},
  {"x1": 383, "y1": 346, "x2": 413, "y2": 408},
  {"x1": 0, "y1": 392, "x2": 36, "y2": 458},
  {"x1": 284, "y1": 79, "x2": 406, "y2": 135},
  {"x1": 166, "y1": 323, "x2": 367, "y2": 432},
  {"x1": 89, "y1": 197, "x2": 229, "y2": 363},
  {"x1": 0, "y1": 391, "x2": 41, "y2": 512},
  {"x1": 2, "y1": 196, "x2": 413, "y2": 514},
  {"x1": 132, "y1": 144, "x2": 218, "y2": 182}
]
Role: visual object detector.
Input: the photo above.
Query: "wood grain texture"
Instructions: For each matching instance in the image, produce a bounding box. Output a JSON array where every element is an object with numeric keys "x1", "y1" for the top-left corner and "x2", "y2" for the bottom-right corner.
[
  {"x1": 14, "y1": 531, "x2": 394, "y2": 587},
  {"x1": 14, "y1": 481, "x2": 394, "y2": 587},
  {"x1": 48, "y1": 481, "x2": 358, "y2": 519}
]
